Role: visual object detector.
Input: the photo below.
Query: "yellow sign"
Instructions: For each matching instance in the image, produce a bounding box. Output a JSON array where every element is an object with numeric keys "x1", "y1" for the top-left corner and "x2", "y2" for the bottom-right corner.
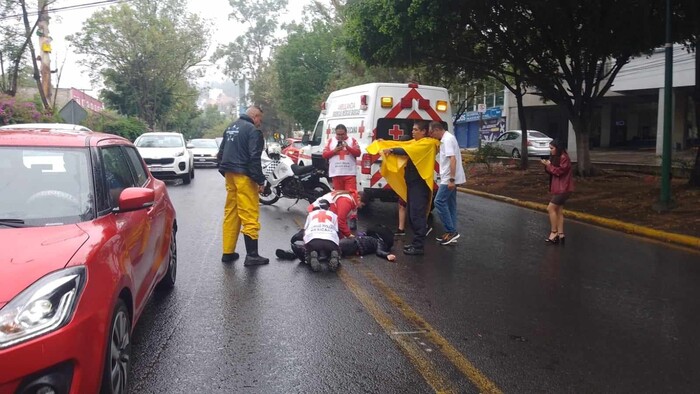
[{"x1": 41, "y1": 42, "x2": 52, "y2": 53}]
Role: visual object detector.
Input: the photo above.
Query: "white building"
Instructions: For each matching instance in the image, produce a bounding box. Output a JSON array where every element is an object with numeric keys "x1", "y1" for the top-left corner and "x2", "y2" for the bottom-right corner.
[{"x1": 502, "y1": 44, "x2": 697, "y2": 159}]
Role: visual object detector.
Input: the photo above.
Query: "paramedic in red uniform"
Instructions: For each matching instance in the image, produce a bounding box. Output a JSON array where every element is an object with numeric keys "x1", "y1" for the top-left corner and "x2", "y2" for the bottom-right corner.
[
  {"x1": 308, "y1": 190, "x2": 361, "y2": 239},
  {"x1": 322, "y1": 124, "x2": 361, "y2": 191}
]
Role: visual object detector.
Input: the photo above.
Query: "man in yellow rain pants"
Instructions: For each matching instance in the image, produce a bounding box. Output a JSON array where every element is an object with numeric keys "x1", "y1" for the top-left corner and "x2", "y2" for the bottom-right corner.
[
  {"x1": 217, "y1": 105, "x2": 269, "y2": 266},
  {"x1": 366, "y1": 120, "x2": 439, "y2": 255}
]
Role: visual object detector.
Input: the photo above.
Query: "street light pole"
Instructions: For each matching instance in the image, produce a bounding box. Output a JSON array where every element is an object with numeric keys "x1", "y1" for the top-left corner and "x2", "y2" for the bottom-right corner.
[{"x1": 657, "y1": 0, "x2": 674, "y2": 211}]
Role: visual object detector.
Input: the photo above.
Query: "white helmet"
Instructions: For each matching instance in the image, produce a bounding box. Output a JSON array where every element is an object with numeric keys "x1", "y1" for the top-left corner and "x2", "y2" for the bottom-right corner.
[{"x1": 267, "y1": 142, "x2": 282, "y2": 157}]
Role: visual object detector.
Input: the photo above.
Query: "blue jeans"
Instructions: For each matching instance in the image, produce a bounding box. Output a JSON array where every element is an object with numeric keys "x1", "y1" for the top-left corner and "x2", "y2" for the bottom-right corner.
[{"x1": 434, "y1": 184, "x2": 457, "y2": 233}]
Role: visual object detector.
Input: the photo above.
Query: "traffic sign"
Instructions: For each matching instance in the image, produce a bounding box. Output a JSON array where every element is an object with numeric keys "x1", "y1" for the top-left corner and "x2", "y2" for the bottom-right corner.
[{"x1": 477, "y1": 103, "x2": 486, "y2": 113}]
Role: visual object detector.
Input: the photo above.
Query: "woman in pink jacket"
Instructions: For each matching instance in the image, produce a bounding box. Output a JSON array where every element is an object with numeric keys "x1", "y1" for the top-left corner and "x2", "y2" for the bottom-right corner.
[{"x1": 541, "y1": 139, "x2": 574, "y2": 244}]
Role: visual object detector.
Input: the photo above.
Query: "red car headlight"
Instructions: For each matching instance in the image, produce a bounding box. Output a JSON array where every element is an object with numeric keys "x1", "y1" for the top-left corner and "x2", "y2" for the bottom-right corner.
[{"x1": 0, "y1": 266, "x2": 86, "y2": 349}]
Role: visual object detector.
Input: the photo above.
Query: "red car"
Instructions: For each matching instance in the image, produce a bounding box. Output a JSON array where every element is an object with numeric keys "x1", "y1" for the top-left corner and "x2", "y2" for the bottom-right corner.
[
  {"x1": 281, "y1": 137, "x2": 304, "y2": 164},
  {"x1": 0, "y1": 124, "x2": 177, "y2": 394}
]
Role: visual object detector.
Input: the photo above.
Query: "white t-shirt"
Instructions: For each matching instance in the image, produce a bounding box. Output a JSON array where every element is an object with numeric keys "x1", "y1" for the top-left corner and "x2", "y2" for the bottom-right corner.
[
  {"x1": 303, "y1": 209, "x2": 340, "y2": 245},
  {"x1": 438, "y1": 132, "x2": 466, "y2": 185}
]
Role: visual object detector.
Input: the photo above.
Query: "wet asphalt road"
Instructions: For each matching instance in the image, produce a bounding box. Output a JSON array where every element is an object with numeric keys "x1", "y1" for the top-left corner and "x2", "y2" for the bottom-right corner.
[{"x1": 129, "y1": 168, "x2": 700, "y2": 393}]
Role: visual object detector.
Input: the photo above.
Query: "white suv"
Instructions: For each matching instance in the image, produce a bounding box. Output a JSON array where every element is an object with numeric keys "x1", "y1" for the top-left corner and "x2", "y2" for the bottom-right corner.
[{"x1": 134, "y1": 132, "x2": 195, "y2": 184}]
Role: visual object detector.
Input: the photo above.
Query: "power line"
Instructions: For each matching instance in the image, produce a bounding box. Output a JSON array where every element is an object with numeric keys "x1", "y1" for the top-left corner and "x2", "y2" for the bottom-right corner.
[{"x1": 0, "y1": 0, "x2": 134, "y2": 22}]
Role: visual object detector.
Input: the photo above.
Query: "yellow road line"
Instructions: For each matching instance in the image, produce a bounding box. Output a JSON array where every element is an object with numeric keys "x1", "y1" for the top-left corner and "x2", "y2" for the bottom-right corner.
[
  {"x1": 337, "y1": 268, "x2": 458, "y2": 394},
  {"x1": 358, "y1": 267, "x2": 503, "y2": 394}
]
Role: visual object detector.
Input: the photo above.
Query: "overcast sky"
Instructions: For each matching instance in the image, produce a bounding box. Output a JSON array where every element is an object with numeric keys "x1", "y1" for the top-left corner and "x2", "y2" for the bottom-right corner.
[{"x1": 46, "y1": 0, "x2": 307, "y2": 94}]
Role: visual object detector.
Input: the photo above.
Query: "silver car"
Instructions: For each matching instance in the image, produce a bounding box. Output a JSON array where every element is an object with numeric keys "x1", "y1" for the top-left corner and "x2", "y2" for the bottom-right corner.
[
  {"x1": 189, "y1": 138, "x2": 219, "y2": 167},
  {"x1": 489, "y1": 130, "x2": 553, "y2": 158}
]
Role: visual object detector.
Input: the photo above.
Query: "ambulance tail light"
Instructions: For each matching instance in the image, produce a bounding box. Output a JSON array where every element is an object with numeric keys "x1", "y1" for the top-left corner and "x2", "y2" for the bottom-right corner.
[
  {"x1": 321, "y1": 101, "x2": 327, "y2": 114},
  {"x1": 380, "y1": 97, "x2": 393, "y2": 108},
  {"x1": 360, "y1": 95, "x2": 368, "y2": 110},
  {"x1": 400, "y1": 97, "x2": 412, "y2": 108},
  {"x1": 436, "y1": 100, "x2": 448, "y2": 112},
  {"x1": 418, "y1": 99, "x2": 430, "y2": 110},
  {"x1": 361, "y1": 154, "x2": 372, "y2": 175}
]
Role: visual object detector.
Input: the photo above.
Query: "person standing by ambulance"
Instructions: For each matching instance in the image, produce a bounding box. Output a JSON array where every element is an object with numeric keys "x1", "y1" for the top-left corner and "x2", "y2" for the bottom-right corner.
[
  {"x1": 429, "y1": 121, "x2": 466, "y2": 245},
  {"x1": 371, "y1": 121, "x2": 440, "y2": 255},
  {"x1": 323, "y1": 124, "x2": 361, "y2": 191},
  {"x1": 217, "y1": 105, "x2": 269, "y2": 266}
]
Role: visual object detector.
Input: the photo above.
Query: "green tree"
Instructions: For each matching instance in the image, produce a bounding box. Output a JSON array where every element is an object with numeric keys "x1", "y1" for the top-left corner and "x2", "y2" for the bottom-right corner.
[
  {"x1": 0, "y1": 0, "x2": 54, "y2": 110},
  {"x1": 344, "y1": 0, "x2": 699, "y2": 176},
  {"x1": 275, "y1": 22, "x2": 337, "y2": 130},
  {"x1": 67, "y1": 0, "x2": 209, "y2": 130},
  {"x1": 192, "y1": 104, "x2": 231, "y2": 138},
  {"x1": 212, "y1": 0, "x2": 288, "y2": 84}
]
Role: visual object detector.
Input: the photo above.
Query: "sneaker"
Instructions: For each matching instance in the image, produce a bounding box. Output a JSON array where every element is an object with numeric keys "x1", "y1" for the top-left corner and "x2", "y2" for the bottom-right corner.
[
  {"x1": 394, "y1": 228, "x2": 406, "y2": 236},
  {"x1": 308, "y1": 251, "x2": 322, "y2": 272},
  {"x1": 328, "y1": 250, "x2": 340, "y2": 272},
  {"x1": 440, "y1": 232, "x2": 460, "y2": 245},
  {"x1": 435, "y1": 233, "x2": 449, "y2": 241},
  {"x1": 426, "y1": 227, "x2": 433, "y2": 236}
]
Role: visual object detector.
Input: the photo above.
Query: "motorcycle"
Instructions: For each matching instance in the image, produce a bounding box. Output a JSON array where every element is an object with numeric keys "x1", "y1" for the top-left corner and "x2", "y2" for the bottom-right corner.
[{"x1": 259, "y1": 144, "x2": 331, "y2": 206}]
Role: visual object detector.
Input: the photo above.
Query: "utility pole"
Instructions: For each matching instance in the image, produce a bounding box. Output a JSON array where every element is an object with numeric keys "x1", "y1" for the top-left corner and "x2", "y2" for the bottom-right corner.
[
  {"x1": 656, "y1": 0, "x2": 674, "y2": 211},
  {"x1": 37, "y1": 0, "x2": 52, "y2": 104}
]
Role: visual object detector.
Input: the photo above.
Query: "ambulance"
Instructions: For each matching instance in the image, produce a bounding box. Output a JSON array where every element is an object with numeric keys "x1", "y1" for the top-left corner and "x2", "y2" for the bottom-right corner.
[{"x1": 299, "y1": 82, "x2": 453, "y2": 205}]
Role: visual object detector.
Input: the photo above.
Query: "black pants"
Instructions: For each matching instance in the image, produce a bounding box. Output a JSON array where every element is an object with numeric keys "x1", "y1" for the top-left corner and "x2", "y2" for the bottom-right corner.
[
  {"x1": 306, "y1": 239, "x2": 339, "y2": 260},
  {"x1": 406, "y1": 179, "x2": 430, "y2": 248}
]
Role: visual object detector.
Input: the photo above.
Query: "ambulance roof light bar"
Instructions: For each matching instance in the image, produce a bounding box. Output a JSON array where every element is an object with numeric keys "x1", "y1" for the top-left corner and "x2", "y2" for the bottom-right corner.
[
  {"x1": 321, "y1": 101, "x2": 327, "y2": 114},
  {"x1": 360, "y1": 95, "x2": 368, "y2": 110}
]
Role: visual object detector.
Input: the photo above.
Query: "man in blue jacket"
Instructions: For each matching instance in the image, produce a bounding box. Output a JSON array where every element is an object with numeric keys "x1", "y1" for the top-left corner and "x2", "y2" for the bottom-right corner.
[{"x1": 218, "y1": 105, "x2": 269, "y2": 266}]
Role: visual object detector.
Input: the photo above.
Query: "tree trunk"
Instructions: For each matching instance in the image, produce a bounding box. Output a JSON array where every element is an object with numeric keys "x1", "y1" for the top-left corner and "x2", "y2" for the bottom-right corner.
[
  {"x1": 516, "y1": 92, "x2": 529, "y2": 169},
  {"x1": 575, "y1": 129, "x2": 592, "y2": 176}
]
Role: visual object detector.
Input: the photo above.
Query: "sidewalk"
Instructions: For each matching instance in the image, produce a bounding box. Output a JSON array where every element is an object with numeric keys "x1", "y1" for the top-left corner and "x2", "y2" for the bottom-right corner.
[
  {"x1": 459, "y1": 148, "x2": 700, "y2": 250},
  {"x1": 588, "y1": 147, "x2": 696, "y2": 166}
]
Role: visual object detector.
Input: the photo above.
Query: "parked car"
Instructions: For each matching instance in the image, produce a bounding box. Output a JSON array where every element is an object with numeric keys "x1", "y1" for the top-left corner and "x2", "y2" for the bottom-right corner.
[
  {"x1": 487, "y1": 130, "x2": 553, "y2": 158},
  {"x1": 134, "y1": 132, "x2": 195, "y2": 184},
  {"x1": 281, "y1": 137, "x2": 304, "y2": 164},
  {"x1": 0, "y1": 123, "x2": 177, "y2": 394},
  {"x1": 189, "y1": 138, "x2": 219, "y2": 167}
]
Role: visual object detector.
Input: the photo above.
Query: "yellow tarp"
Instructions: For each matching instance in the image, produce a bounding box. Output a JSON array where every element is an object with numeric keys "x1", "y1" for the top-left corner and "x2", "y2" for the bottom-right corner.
[{"x1": 366, "y1": 138, "x2": 439, "y2": 202}]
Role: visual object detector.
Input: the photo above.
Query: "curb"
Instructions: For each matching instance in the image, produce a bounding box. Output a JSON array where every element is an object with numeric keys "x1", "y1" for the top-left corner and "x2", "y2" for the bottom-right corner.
[{"x1": 457, "y1": 187, "x2": 700, "y2": 251}]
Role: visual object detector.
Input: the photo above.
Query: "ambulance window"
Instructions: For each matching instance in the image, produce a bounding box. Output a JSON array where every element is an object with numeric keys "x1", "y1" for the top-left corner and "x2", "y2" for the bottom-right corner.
[{"x1": 311, "y1": 121, "x2": 324, "y2": 146}]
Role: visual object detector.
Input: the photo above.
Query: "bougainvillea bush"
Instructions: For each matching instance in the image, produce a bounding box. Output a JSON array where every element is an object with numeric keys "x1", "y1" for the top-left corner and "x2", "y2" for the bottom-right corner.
[{"x1": 0, "y1": 95, "x2": 53, "y2": 125}]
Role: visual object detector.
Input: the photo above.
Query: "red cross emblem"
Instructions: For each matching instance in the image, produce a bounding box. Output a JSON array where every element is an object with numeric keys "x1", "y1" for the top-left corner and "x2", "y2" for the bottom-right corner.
[
  {"x1": 388, "y1": 124, "x2": 404, "y2": 140},
  {"x1": 313, "y1": 210, "x2": 332, "y2": 223},
  {"x1": 358, "y1": 121, "x2": 365, "y2": 138},
  {"x1": 337, "y1": 148, "x2": 347, "y2": 160}
]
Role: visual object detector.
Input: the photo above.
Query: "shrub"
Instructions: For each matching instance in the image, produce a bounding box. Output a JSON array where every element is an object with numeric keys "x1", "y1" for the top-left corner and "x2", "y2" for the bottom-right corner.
[
  {"x1": 83, "y1": 111, "x2": 148, "y2": 141},
  {"x1": 0, "y1": 94, "x2": 53, "y2": 125},
  {"x1": 463, "y1": 144, "x2": 508, "y2": 172}
]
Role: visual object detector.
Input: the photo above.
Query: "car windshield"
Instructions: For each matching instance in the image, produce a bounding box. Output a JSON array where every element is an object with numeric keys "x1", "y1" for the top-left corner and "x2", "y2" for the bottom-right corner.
[
  {"x1": 0, "y1": 147, "x2": 94, "y2": 226},
  {"x1": 136, "y1": 135, "x2": 183, "y2": 148},
  {"x1": 190, "y1": 139, "x2": 218, "y2": 148},
  {"x1": 293, "y1": 142, "x2": 304, "y2": 148},
  {"x1": 528, "y1": 131, "x2": 549, "y2": 139}
]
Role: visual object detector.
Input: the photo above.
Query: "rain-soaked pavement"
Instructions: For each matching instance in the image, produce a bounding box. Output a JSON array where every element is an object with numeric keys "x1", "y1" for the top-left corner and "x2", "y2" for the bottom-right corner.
[{"x1": 129, "y1": 168, "x2": 700, "y2": 393}]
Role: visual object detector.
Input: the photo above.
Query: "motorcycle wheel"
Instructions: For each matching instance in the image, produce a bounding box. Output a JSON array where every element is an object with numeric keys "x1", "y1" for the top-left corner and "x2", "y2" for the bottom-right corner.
[
  {"x1": 259, "y1": 182, "x2": 280, "y2": 205},
  {"x1": 306, "y1": 182, "x2": 331, "y2": 203}
]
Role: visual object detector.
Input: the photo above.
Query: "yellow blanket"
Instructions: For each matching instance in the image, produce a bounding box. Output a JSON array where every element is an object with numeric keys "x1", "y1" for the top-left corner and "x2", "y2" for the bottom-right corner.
[{"x1": 366, "y1": 138, "x2": 439, "y2": 202}]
